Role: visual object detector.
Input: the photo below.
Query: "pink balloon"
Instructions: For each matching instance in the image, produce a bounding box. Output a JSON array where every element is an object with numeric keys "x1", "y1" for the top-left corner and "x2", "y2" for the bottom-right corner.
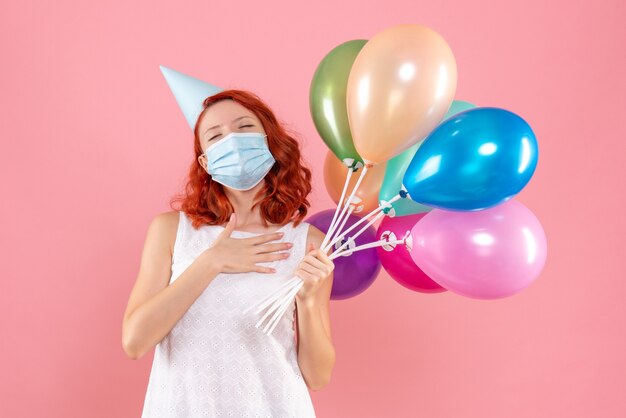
[
  {"x1": 376, "y1": 214, "x2": 446, "y2": 293},
  {"x1": 409, "y1": 199, "x2": 547, "y2": 299}
]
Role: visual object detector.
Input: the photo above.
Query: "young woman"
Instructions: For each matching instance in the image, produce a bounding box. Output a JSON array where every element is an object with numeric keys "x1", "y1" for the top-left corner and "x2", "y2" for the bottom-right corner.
[{"x1": 122, "y1": 90, "x2": 336, "y2": 417}]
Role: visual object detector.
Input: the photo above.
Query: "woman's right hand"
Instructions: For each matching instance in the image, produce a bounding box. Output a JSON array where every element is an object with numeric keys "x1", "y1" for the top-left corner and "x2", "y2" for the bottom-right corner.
[{"x1": 199, "y1": 213, "x2": 292, "y2": 274}]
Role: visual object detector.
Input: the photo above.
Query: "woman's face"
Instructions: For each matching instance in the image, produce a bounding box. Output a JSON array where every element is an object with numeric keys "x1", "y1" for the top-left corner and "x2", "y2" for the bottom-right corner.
[{"x1": 197, "y1": 99, "x2": 266, "y2": 172}]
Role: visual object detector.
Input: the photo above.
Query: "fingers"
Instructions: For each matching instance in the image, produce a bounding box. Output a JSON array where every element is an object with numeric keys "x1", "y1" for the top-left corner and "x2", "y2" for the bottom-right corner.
[
  {"x1": 295, "y1": 268, "x2": 317, "y2": 281},
  {"x1": 253, "y1": 252, "x2": 290, "y2": 263},
  {"x1": 315, "y1": 249, "x2": 334, "y2": 267},
  {"x1": 220, "y1": 213, "x2": 237, "y2": 238},
  {"x1": 302, "y1": 254, "x2": 328, "y2": 272},
  {"x1": 299, "y1": 261, "x2": 322, "y2": 277},
  {"x1": 249, "y1": 265, "x2": 276, "y2": 274},
  {"x1": 305, "y1": 242, "x2": 332, "y2": 263},
  {"x1": 255, "y1": 242, "x2": 293, "y2": 254},
  {"x1": 299, "y1": 257, "x2": 332, "y2": 278},
  {"x1": 303, "y1": 246, "x2": 334, "y2": 271},
  {"x1": 229, "y1": 262, "x2": 276, "y2": 274}
]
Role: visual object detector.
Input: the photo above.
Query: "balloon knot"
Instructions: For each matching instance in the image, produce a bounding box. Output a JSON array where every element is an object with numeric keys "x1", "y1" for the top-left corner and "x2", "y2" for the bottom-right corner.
[
  {"x1": 399, "y1": 190, "x2": 409, "y2": 199},
  {"x1": 350, "y1": 160, "x2": 364, "y2": 172}
]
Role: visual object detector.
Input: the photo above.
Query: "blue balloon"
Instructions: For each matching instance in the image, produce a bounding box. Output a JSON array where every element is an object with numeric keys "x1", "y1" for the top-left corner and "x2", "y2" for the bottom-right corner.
[{"x1": 402, "y1": 107, "x2": 538, "y2": 211}]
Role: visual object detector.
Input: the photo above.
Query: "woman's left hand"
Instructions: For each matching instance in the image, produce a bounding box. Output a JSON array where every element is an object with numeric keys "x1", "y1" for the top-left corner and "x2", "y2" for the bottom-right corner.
[{"x1": 295, "y1": 243, "x2": 335, "y2": 304}]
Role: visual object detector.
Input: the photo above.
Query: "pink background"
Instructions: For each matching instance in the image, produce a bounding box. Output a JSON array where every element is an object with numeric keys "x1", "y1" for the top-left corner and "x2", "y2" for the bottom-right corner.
[{"x1": 1, "y1": 0, "x2": 624, "y2": 417}]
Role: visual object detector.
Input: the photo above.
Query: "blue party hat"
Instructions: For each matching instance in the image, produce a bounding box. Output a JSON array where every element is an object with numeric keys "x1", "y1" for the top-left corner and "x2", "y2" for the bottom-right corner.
[{"x1": 159, "y1": 65, "x2": 224, "y2": 130}]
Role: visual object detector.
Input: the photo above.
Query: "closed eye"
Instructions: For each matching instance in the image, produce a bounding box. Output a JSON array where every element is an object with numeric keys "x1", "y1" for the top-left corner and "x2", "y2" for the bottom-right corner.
[{"x1": 209, "y1": 125, "x2": 255, "y2": 141}]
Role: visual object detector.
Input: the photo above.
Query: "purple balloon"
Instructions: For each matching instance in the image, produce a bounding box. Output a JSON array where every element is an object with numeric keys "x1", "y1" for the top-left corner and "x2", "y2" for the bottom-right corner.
[
  {"x1": 376, "y1": 214, "x2": 446, "y2": 293},
  {"x1": 409, "y1": 199, "x2": 548, "y2": 300},
  {"x1": 306, "y1": 209, "x2": 381, "y2": 300}
]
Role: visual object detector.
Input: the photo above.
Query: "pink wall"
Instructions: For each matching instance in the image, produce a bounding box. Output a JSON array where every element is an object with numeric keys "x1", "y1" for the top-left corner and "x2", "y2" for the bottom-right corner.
[{"x1": 1, "y1": 0, "x2": 624, "y2": 417}]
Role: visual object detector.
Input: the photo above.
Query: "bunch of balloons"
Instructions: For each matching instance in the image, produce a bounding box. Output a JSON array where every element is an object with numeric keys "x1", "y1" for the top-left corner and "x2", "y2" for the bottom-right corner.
[{"x1": 309, "y1": 23, "x2": 547, "y2": 300}]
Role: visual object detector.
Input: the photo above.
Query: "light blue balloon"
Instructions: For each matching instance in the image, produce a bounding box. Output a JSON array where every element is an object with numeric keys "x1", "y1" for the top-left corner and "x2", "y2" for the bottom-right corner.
[
  {"x1": 379, "y1": 100, "x2": 476, "y2": 216},
  {"x1": 403, "y1": 107, "x2": 538, "y2": 211}
]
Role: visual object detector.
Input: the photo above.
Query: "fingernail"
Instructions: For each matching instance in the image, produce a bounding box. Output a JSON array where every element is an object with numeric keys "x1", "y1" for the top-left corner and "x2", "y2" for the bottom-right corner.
[{"x1": 286, "y1": 242, "x2": 293, "y2": 247}]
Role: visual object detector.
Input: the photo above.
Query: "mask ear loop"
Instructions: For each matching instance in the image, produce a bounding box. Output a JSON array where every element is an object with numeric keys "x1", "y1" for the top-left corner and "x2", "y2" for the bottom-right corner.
[{"x1": 199, "y1": 154, "x2": 211, "y2": 182}]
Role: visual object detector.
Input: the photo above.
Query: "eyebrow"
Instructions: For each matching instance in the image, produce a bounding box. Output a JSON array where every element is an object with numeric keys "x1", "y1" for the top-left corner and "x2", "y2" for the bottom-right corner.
[{"x1": 204, "y1": 116, "x2": 254, "y2": 134}]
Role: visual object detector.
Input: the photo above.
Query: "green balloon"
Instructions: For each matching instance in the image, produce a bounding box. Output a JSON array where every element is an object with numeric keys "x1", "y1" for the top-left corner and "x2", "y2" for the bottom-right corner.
[
  {"x1": 379, "y1": 100, "x2": 477, "y2": 216},
  {"x1": 310, "y1": 39, "x2": 367, "y2": 166}
]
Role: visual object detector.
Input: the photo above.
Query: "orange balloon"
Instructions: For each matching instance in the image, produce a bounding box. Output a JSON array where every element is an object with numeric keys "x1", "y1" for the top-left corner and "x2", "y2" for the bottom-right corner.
[
  {"x1": 323, "y1": 151, "x2": 387, "y2": 214},
  {"x1": 346, "y1": 24, "x2": 457, "y2": 164}
]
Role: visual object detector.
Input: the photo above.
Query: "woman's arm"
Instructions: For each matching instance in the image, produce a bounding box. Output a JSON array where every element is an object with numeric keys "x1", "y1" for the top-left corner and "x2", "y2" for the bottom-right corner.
[
  {"x1": 122, "y1": 212, "x2": 221, "y2": 360},
  {"x1": 294, "y1": 226, "x2": 336, "y2": 391},
  {"x1": 123, "y1": 212, "x2": 291, "y2": 360}
]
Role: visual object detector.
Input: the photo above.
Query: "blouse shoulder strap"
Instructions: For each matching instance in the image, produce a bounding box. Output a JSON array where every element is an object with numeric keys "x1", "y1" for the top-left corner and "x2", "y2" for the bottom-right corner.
[
  {"x1": 293, "y1": 220, "x2": 311, "y2": 257},
  {"x1": 172, "y1": 211, "x2": 189, "y2": 263}
]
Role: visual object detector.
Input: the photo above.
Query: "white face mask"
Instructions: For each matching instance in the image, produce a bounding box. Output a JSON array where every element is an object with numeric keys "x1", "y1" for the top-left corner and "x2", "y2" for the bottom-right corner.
[{"x1": 204, "y1": 131, "x2": 276, "y2": 190}]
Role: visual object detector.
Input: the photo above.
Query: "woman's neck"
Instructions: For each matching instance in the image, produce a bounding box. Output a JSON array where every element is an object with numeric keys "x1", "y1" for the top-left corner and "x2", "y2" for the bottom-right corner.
[{"x1": 223, "y1": 180, "x2": 269, "y2": 228}]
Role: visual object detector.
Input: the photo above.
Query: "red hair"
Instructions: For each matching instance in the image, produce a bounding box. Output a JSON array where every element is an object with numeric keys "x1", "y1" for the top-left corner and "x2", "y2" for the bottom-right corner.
[{"x1": 169, "y1": 89, "x2": 312, "y2": 230}]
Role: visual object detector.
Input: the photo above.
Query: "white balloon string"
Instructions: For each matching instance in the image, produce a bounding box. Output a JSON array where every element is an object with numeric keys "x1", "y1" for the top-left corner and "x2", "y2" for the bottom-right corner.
[
  {"x1": 254, "y1": 279, "x2": 300, "y2": 328},
  {"x1": 323, "y1": 205, "x2": 382, "y2": 253},
  {"x1": 245, "y1": 276, "x2": 300, "y2": 316},
  {"x1": 247, "y1": 172, "x2": 415, "y2": 335},
  {"x1": 330, "y1": 239, "x2": 406, "y2": 260},
  {"x1": 329, "y1": 210, "x2": 386, "y2": 258},
  {"x1": 265, "y1": 282, "x2": 303, "y2": 335},
  {"x1": 323, "y1": 193, "x2": 402, "y2": 253},
  {"x1": 321, "y1": 166, "x2": 354, "y2": 249},
  {"x1": 262, "y1": 281, "x2": 302, "y2": 335},
  {"x1": 324, "y1": 165, "x2": 369, "y2": 248},
  {"x1": 260, "y1": 235, "x2": 406, "y2": 335},
  {"x1": 255, "y1": 277, "x2": 302, "y2": 315},
  {"x1": 328, "y1": 205, "x2": 355, "y2": 250},
  {"x1": 242, "y1": 276, "x2": 297, "y2": 314},
  {"x1": 247, "y1": 192, "x2": 402, "y2": 323}
]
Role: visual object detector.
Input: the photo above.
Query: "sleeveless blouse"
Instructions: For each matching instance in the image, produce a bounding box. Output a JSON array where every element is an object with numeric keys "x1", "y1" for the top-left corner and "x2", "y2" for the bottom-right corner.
[{"x1": 141, "y1": 211, "x2": 316, "y2": 417}]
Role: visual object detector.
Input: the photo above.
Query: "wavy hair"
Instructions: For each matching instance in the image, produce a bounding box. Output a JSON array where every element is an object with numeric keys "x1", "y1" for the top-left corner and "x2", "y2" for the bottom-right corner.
[{"x1": 169, "y1": 89, "x2": 312, "y2": 230}]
